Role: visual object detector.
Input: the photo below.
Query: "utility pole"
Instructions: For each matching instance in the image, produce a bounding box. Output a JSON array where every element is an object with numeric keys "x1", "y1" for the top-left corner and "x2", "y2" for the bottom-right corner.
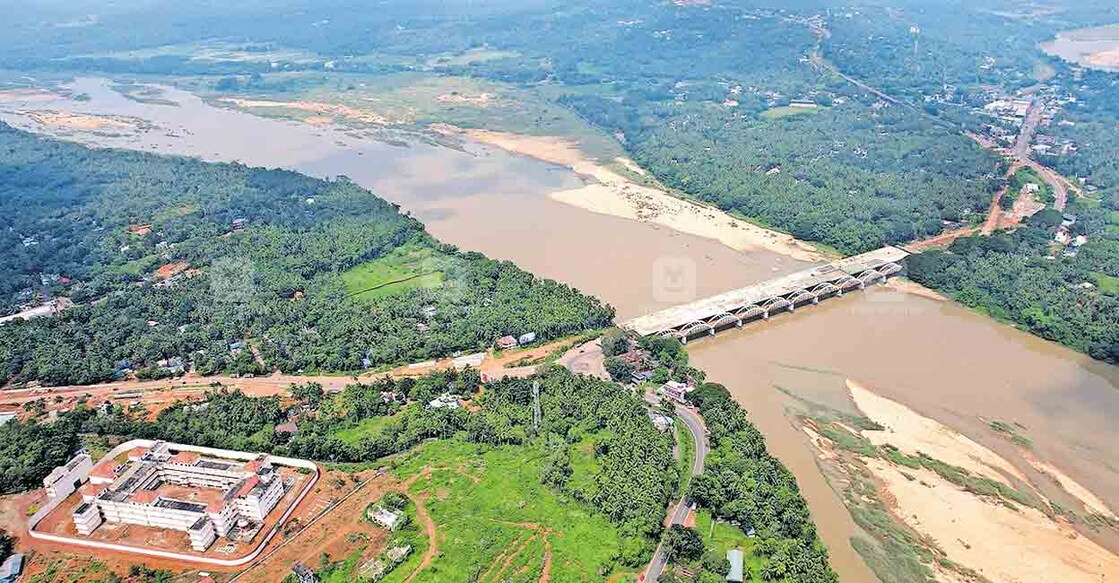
[{"x1": 532, "y1": 381, "x2": 541, "y2": 433}]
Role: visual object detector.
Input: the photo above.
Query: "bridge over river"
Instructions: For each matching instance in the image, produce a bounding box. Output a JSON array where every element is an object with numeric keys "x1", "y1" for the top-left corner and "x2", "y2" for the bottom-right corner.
[{"x1": 621, "y1": 246, "x2": 909, "y2": 342}]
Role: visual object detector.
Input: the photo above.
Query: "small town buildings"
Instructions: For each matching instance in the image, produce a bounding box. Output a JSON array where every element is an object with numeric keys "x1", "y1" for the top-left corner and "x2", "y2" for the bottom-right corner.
[
  {"x1": 726, "y1": 549, "x2": 745, "y2": 582},
  {"x1": 496, "y1": 335, "x2": 518, "y2": 350}
]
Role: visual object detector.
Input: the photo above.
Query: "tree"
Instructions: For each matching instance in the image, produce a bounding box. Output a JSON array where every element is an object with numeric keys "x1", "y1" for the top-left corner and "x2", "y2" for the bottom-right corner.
[
  {"x1": 664, "y1": 525, "x2": 704, "y2": 562},
  {"x1": 600, "y1": 329, "x2": 631, "y2": 357},
  {"x1": 603, "y1": 357, "x2": 634, "y2": 383}
]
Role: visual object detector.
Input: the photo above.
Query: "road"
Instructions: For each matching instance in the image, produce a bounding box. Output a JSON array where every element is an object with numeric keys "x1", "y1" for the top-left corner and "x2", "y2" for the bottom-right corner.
[{"x1": 644, "y1": 404, "x2": 708, "y2": 582}]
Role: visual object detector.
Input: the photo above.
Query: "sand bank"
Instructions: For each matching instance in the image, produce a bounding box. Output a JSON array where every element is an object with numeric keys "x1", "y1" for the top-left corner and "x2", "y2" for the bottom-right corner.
[
  {"x1": 868, "y1": 457, "x2": 1119, "y2": 582},
  {"x1": 437, "y1": 126, "x2": 829, "y2": 263},
  {"x1": 844, "y1": 380, "x2": 1119, "y2": 582},
  {"x1": 219, "y1": 97, "x2": 394, "y2": 125},
  {"x1": 849, "y1": 379, "x2": 1026, "y2": 484},
  {"x1": 21, "y1": 110, "x2": 135, "y2": 131}
]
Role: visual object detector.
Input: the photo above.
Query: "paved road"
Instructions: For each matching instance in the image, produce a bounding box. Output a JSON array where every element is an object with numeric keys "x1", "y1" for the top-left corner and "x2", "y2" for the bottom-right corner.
[{"x1": 645, "y1": 404, "x2": 708, "y2": 582}]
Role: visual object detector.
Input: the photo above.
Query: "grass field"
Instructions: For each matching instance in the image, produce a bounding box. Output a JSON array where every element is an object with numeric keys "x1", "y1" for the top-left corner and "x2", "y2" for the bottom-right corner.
[
  {"x1": 341, "y1": 244, "x2": 446, "y2": 301},
  {"x1": 761, "y1": 105, "x2": 821, "y2": 119},
  {"x1": 333, "y1": 413, "x2": 401, "y2": 445},
  {"x1": 377, "y1": 439, "x2": 628, "y2": 582},
  {"x1": 693, "y1": 510, "x2": 763, "y2": 582}
]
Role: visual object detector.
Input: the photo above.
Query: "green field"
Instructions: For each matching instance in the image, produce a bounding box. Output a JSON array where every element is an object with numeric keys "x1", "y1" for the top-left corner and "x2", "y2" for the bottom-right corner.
[
  {"x1": 693, "y1": 510, "x2": 763, "y2": 582},
  {"x1": 761, "y1": 105, "x2": 821, "y2": 119},
  {"x1": 378, "y1": 439, "x2": 627, "y2": 582},
  {"x1": 333, "y1": 414, "x2": 400, "y2": 445},
  {"x1": 341, "y1": 244, "x2": 446, "y2": 301}
]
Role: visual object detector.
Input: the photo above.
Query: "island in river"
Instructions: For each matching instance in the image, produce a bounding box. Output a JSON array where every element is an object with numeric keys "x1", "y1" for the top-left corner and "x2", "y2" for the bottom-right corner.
[{"x1": 2, "y1": 79, "x2": 1117, "y2": 582}]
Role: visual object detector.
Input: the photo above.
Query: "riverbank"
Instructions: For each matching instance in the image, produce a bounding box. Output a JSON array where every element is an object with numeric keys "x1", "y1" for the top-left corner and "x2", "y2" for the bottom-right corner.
[
  {"x1": 796, "y1": 379, "x2": 1119, "y2": 583},
  {"x1": 432, "y1": 125, "x2": 830, "y2": 263}
]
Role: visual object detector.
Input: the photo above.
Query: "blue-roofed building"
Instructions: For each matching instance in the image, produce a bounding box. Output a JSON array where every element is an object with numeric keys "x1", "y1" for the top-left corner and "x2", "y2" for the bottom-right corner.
[
  {"x1": 0, "y1": 553, "x2": 24, "y2": 583},
  {"x1": 726, "y1": 548, "x2": 744, "y2": 582}
]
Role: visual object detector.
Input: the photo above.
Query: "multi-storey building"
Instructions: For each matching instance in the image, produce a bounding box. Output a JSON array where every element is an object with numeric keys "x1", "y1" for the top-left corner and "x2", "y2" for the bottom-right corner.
[{"x1": 53, "y1": 441, "x2": 286, "y2": 552}]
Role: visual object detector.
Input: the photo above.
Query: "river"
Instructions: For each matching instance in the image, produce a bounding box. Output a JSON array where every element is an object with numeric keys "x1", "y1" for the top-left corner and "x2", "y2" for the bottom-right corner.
[{"x1": 3, "y1": 78, "x2": 1117, "y2": 581}]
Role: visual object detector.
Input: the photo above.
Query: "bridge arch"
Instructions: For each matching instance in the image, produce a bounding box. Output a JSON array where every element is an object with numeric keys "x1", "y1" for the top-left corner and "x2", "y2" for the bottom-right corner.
[
  {"x1": 878, "y1": 262, "x2": 902, "y2": 276},
  {"x1": 762, "y1": 296, "x2": 792, "y2": 313},
  {"x1": 678, "y1": 320, "x2": 713, "y2": 338},
  {"x1": 787, "y1": 289, "x2": 816, "y2": 305},
  {"x1": 734, "y1": 304, "x2": 767, "y2": 320},
  {"x1": 707, "y1": 312, "x2": 741, "y2": 329},
  {"x1": 857, "y1": 268, "x2": 886, "y2": 284},
  {"x1": 811, "y1": 282, "x2": 839, "y2": 296},
  {"x1": 835, "y1": 275, "x2": 861, "y2": 290}
]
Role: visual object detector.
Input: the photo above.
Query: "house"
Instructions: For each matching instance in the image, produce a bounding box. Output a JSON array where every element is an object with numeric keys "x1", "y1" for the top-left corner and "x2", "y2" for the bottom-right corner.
[
  {"x1": 496, "y1": 335, "x2": 517, "y2": 350},
  {"x1": 631, "y1": 370, "x2": 654, "y2": 384},
  {"x1": 275, "y1": 422, "x2": 298, "y2": 435},
  {"x1": 0, "y1": 412, "x2": 16, "y2": 425},
  {"x1": 1072, "y1": 235, "x2": 1088, "y2": 247},
  {"x1": 1054, "y1": 228, "x2": 1072, "y2": 245},
  {"x1": 158, "y1": 357, "x2": 186, "y2": 375},
  {"x1": 660, "y1": 381, "x2": 690, "y2": 404},
  {"x1": 428, "y1": 394, "x2": 462, "y2": 410},
  {"x1": 0, "y1": 554, "x2": 23, "y2": 583},
  {"x1": 517, "y1": 332, "x2": 537, "y2": 345},
  {"x1": 726, "y1": 549, "x2": 745, "y2": 582},
  {"x1": 369, "y1": 506, "x2": 405, "y2": 531}
]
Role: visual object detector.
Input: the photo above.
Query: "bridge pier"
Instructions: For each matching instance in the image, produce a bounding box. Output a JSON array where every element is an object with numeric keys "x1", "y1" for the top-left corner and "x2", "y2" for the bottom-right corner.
[
  {"x1": 811, "y1": 296, "x2": 819, "y2": 305},
  {"x1": 708, "y1": 328, "x2": 716, "y2": 336}
]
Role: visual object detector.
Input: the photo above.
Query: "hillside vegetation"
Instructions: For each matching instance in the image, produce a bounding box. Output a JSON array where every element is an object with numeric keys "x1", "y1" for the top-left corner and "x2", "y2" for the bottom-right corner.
[{"x1": 0, "y1": 124, "x2": 612, "y2": 386}]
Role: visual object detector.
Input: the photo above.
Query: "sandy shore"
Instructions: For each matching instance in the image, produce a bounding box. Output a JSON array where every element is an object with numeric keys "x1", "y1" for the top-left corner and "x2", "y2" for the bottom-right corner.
[
  {"x1": 844, "y1": 379, "x2": 1119, "y2": 582},
  {"x1": 219, "y1": 97, "x2": 395, "y2": 125},
  {"x1": 882, "y1": 278, "x2": 948, "y2": 301},
  {"x1": 849, "y1": 379, "x2": 1026, "y2": 484},
  {"x1": 435, "y1": 126, "x2": 830, "y2": 263},
  {"x1": 868, "y1": 457, "x2": 1119, "y2": 583}
]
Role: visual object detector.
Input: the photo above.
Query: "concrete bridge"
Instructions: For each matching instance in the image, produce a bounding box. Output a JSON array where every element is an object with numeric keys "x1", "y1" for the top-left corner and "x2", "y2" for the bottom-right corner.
[{"x1": 621, "y1": 246, "x2": 909, "y2": 342}]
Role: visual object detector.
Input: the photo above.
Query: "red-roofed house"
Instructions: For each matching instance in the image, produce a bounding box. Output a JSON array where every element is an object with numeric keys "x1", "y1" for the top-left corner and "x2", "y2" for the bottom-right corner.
[{"x1": 126, "y1": 447, "x2": 148, "y2": 461}]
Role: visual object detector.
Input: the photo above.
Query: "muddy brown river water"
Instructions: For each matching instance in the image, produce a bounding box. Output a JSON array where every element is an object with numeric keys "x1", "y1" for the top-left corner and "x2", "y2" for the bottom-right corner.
[{"x1": 3, "y1": 79, "x2": 1117, "y2": 582}]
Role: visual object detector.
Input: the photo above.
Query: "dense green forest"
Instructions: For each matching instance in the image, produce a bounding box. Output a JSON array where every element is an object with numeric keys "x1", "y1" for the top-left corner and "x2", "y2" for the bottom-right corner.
[
  {"x1": 0, "y1": 124, "x2": 612, "y2": 386},
  {"x1": 908, "y1": 200, "x2": 1119, "y2": 362}
]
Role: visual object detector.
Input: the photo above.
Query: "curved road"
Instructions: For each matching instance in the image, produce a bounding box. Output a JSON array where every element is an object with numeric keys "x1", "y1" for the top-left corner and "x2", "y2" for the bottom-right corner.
[{"x1": 645, "y1": 404, "x2": 708, "y2": 582}]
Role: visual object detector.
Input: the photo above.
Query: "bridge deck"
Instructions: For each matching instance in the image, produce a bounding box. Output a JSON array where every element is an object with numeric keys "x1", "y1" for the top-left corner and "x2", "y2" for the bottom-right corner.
[{"x1": 622, "y1": 246, "x2": 908, "y2": 336}]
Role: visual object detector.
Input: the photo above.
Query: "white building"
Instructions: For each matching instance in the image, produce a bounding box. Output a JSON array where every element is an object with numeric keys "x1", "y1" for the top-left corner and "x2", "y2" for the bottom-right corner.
[
  {"x1": 55, "y1": 442, "x2": 286, "y2": 552},
  {"x1": 44, "y1": 454, "x2": 93, "y2": 501}
]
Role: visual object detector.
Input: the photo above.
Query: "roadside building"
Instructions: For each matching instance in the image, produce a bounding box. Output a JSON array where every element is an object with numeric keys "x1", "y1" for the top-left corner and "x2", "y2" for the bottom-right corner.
[
  {"x1": 496, "y1": 335, "x2": 517, "y2": 350},
  {"x1": 660, "y1": 380, "x2": 691, "y2": 404},
  {"x1": 517, "y1": 332, "x2": 537, "y2": 345},
  {"x1": 726, "y1": 549, "x2": 745, "y2": 582},
  {"x1": 630, "y1": 370, "x2": 654, "y2": 384}
]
